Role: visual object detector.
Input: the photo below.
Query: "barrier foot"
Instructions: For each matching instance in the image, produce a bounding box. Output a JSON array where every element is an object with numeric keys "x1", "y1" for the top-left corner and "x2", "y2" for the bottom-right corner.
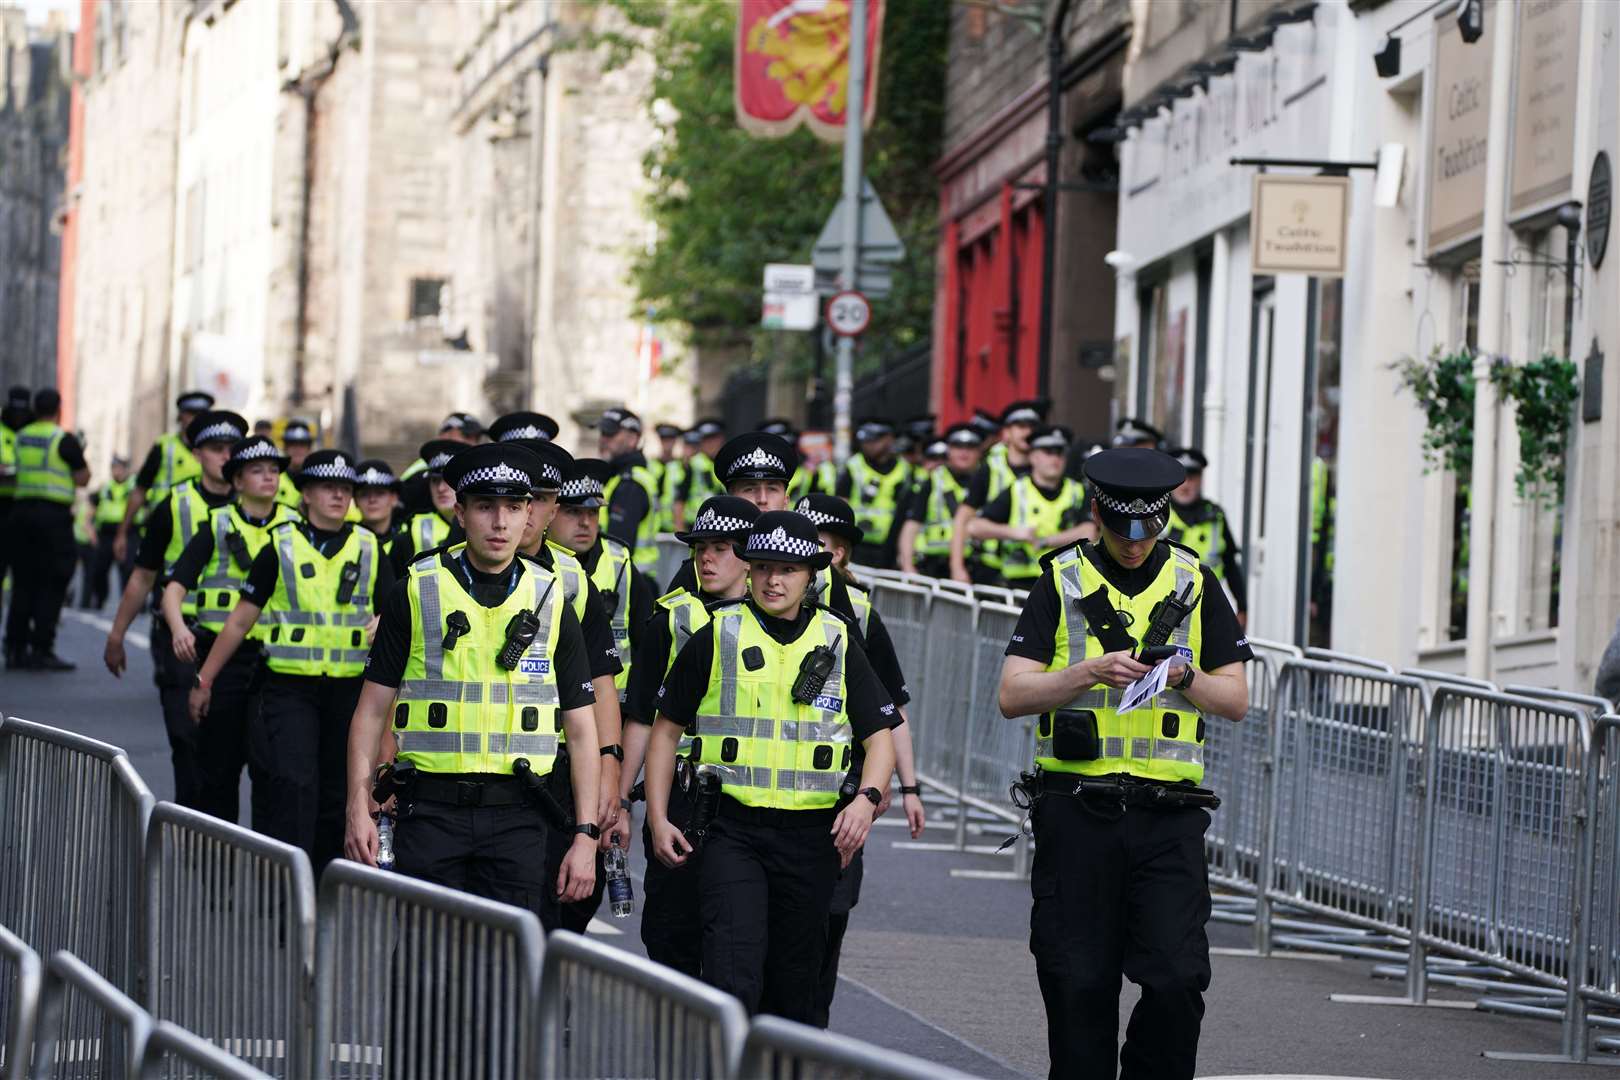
[
  {"x1": 1328, "y1": 993, "x2": 1475, "y2": 1008},
  {"x1": 1480, "y1": 1051, "x2": 1620, "y2": 1066}
]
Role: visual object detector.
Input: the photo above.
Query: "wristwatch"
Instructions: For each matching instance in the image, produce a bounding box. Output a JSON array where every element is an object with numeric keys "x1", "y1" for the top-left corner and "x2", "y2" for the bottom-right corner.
[
  {"x1": 859, "y1": 786, "x2": 883, "y2": 807},
  {"x1": 599, "y1": 744, "x2": 624, "y2": 761},
  {"x1": 573, "y1": 822, "x2": 601, "y2": 840},
  {"x1": 899, "y1": 785, "x2": 921, "y2": 796},
  {"x1": 1177, "y1": 666, "x2": 1197, "y2": 691}
]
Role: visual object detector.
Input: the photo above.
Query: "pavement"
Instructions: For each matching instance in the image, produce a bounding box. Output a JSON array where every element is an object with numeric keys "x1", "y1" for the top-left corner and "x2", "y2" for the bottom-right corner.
[{"x1": 6, "y1": 601, "x2": 1619, "y2": 1079}]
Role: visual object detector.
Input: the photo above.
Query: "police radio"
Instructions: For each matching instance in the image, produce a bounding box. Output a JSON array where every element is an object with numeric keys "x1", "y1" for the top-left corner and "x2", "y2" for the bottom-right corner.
[
  {"x1": 335, "y1": 561, "x2": 361, "y2": 604},
  {"x1": 224, "y1": 530, "x2": 253, "y2": 572},
  {"x1": 497, "y1": 581, "x2": 555, "y2": 670},
  {"x1": 1134, "y1": 580, "x2": 1196, "y2": 660},
  {"x1": 791, "y1": 644, "x2": 839, "y2": 706}
]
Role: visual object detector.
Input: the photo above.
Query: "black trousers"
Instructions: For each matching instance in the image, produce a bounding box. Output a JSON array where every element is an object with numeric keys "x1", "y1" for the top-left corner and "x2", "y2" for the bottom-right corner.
[
  {"x1": 812, "y1": 847, "x2": 864, "y2": 1027},
  {"x1": 700, "y1": 809, "x2": 839, "y2": 1025},
  {"x1": 86, "y1": 523, "x2": 131, "y2": 608},
  {"x1": 1029, "y1": 793, "x2": 1212, "y2": 1080},
  {"x1": 192, "y1": 633, "x2": 262, "y2": 824},
  {"x1": 640, "y1": 787, "x2": 701, "y2": 978},
  {"x1": 395, "y1": 797, "x2": 561, "y2": 931},
  {"x1": 248, "y1": 672, "x2": 361, "y2": 873},
  {"x1": 4, "y1": 502, "x2": 74, "y2": 655},
  {"x1": 150, "y1": 617, "x2": 205, "y2": 809},
  {"x1": 547, "y1": 829, "x2": 605, "y2": 934}
]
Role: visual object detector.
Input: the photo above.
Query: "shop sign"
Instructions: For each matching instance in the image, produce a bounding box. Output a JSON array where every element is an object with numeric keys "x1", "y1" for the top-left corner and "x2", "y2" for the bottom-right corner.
[
  {"x1": 1250, "y1": 175, "x2": 1349, "y2": 277},
  {"x1": 1509, "y1": 0, "x2": 1580, "y2": 217},
  {"x1": 1427, "y1": 9, "x2": 1495, "y2": 254}
]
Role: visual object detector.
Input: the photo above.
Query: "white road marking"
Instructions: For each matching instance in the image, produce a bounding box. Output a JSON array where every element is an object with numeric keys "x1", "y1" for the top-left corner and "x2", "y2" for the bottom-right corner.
[{"x1": 63, "y1": 609, "x2": 148, "y2": 650}]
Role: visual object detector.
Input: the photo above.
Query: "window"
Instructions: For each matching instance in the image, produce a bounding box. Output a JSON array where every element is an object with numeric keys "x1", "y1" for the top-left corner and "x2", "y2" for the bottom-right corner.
[
  {"x1": 1515, "y1": 230, "x2": 1569, "y2": 631},
  {"x1": 1445, "y1": 261, "x2": 1481, "y2": 641},
  {"x1": 410, "y1": 278, "x2": 446, "y2": 319},
  {"x1": 1306, "y1": 279, "x2": 1342, "y2": 647},
  {"x1": 1135, "y1": 279, "x2": 1186, "y2": 445}
]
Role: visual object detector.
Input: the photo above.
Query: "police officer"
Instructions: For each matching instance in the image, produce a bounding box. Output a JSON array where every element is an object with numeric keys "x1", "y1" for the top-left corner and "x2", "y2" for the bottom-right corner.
[
  {"x1": 189, "y1": 449, "x2": 394, "y2": 870},
  {"x1": 344, "y1": 442, "x2": 601, "y2": 927},
  {"x1": 897, "y1": 422, "x2": 984, "y2": 579},
  {"x1": 390, "y1": 439, "x2": 468, "y2": 575},
  {"x1": 399, "y1": 411, "x2": 492, "y2": 516},
  {"x1": 103, "y1": 410, "x2": 246, "y2": 799},
  {"x1": 6, "y1": 389, "x2": 91, "y2": 670},
  {"x1": 660, "y1": 431, "x2": 799, "y2": 594},
  {"x1": 0, "y1": 386, "x2": 29, "y2": 610},
  {"x1": 86, "y1": 454, "x2": 136, "y2": 608},
  {"x1": 160, "y1": 435, "x2": 300, "y2": 822},
  {"x1": 831, "y1": 418, "x2": 911, "y2": 570},
  {"x1": 996, "y1": 447, "x2": 1252, "y2": 1080},
  {"x1": 353, "y1": 460, "x2": 403, "y2": 549},
  {"x1": 274, "y1": 418, "x2": 316, "y2": 510},
  {"x1": 1167, "y1": 448, "x2": 1247, "y2": 628},
  {"x1": 758, "y1": 419, "x2": 811, "y2": 503},
  {"x1": 114, "y1": 389, "x2": 213, "y2": 564},
  {"x1": 674, "y1": 418, "x2": 725, "y2": 528},
  {"x1": 651, "y1": 421, "x2": 686, "y2": 533},
  {"x1": 621, "y1": 494, "x2": 760, "y2": 977},
  {"x1": 951, "y1": 399, "x2": 1047, "y2": 584},
  {"x1": 597, "y1": 407, "x2": 662, "y2": 578},
  {"x1": 646, "y1": 510, "x2": 897, "y2": 1024},
  {"x1": 969, "y1": 425, "x2": 1093, "y2": 586},
  {"x1": 1112, "y1": 416, "x2": 1165, "y2": 449}
]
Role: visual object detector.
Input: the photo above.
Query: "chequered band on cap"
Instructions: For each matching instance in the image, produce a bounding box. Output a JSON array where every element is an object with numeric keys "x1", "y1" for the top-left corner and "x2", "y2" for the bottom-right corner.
[
  {"x1": 193, "y1": 421, "x2": 245, "y2": 444},
  {"x1": 692, "y1": 508, "x2": 753, "y2": 534},
  {"x1": 177, "y1": 394, "x2": 213, "y2": 411},
  {"x1": 538, "y1": 463, "x2": 563, "y2": 487},
  {"x1": 426, "y1": 451, "x2": 455, "y2": 471},
  {"x1": 1030, "y1": 432, "x2": 1068, "y2": 451},
  {"x1": 459, "y1": 461, "x2": 534, "y2": 490},
  {"x1": 745, "y1": 525, "x2": 821, "y2": 559},
  {"x1": 1003, "y1": 407, "x2": 1041, "y2": 425},
  {"x1": 233, "y1": 441, "x2": 284, "y2": 464},
  {"x1": 1095, "y1": 489, "x2": 1169, "y2": 516},
  {"x1": 560, "y1": 475, "x2": 604, "y2": 499},
  {"x1": 302, "y1": 457, "x2": 357, "y2": 483},
  {"x1": 498, "y1": 425, "x2": 552, "y2": 442},
  {"x1": 727, "y1": 446, "x2": 785, "y2": 477},
  {"x1": 355, "y1": 466, "x2": 398, "y2": 487},
  {"x1": 946, "y1": 429, "x2": 980, "y2": 446},
  {"x1": 793, "y1": 500, "x2": 844, "y2": 529}
]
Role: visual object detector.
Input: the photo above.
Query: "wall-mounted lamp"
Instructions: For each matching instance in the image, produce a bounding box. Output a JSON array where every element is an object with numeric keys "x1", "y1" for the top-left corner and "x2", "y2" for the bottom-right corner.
[
  {"x1": 1457, "y1": 0, "x2": 1484, "y2": 43},
  {"x1": 1374, "y1": 35, "x2": 1401, "y2": 78}
]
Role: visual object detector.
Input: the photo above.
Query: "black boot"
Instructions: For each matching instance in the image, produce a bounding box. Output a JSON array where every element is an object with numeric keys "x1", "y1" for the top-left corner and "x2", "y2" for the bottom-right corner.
[
  {"x1": 5, "y1": 648, "x2": 35, "y2": 671},
  {"x1": 31, "y1": 653, "x2": 77, "y2": 672}
]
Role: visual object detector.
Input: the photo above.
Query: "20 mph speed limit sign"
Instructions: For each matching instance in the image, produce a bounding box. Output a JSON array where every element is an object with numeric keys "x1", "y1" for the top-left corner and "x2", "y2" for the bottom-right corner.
[{"x1": 826, "y1": 291, "x2": 871, "y2": 337}]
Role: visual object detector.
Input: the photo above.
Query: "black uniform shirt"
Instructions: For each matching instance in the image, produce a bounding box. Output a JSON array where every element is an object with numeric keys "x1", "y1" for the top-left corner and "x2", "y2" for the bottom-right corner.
[
  {"x1": 527, "y1": 544, "x2": 624, "y2": 681},
  {"x1": 389, "y1": 513, "x2": 464, "y2": 578},
  {"x1": 1005, "y1": 540, "x2": 1252, "y2": 671},
  {"x1": 604, "y1": 451, "x2": 653, "y2": 551},
  {"x1": 134, "y1": 440, "x2": 167, "y2": 491},
  {"x1": 578, "y1": 537, "x2": 654, "y2": 680},
  {"x1": 135, "y1": 486, "x2": 234, "y2": 573},
  {"x1": 625, "y1": 587, "x2": 735, "y2": 726},
  {"x1": 167, "y1": 505, "x2": 290, "y2": 589},
  {"x1": 365, "y1": 551, "x2": 595, "y2": 711},
  {"x1": 656, "y1": 599, "x2": 898, "y2": 741},
  {"x1": 963, "y1": 458, "x2": 1031, "y2": 509},
  {"x1": 1170, "y1": 497, "x2": 1248, "y2": 613},
  {"x1": 236, "y1": 521, "x2": 396, "y2": 616},
  {"x1": 902, "y1": 467, "x2": 973, "y2": 523}
]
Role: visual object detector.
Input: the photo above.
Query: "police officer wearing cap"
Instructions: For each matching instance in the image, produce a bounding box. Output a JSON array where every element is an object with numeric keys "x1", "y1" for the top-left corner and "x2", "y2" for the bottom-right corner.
[
  {"x1": 674, "y1": 418, "x2": 726, "y2": 528},
  {"x1": 345, "y1": 442, "x2": 602, "y2": 927},
  {"x1": 621, "y1": 494, "x2": 760, "y2": 976},
  {"x1": 1167, "y1": 448, "x2": 1247, "y2": 628},
  {"x1": 661, "y1": 431, "x2": 799, "y2": 594},
  {"x1": 757, "y1": 419, "x2": 811, "y2": 503},
  {"x1": 160, "y1": 435, "x2": 301, "y2": 822},
  {"x1": 0, "y1": 386, "x2": 30, "y2": 608},
  {"x1": 646, "y1": 510, "x2": 897, "y2": 1024},
  {"x1": 391, "y1": 439, "x2": 468, "y2": 575},
  {"x1": 653, "y1": 421, "x2": 687, "y2": 533},
  {"x1": 970, "y1": 425, "x2": 1093, "y2": 585},
  {"x1": 87, "y1": 454, "x2": 136, "y2": 608},
  {"x1": 951, "y1": 399, "x2": 1047, "y2": 584},
  {"x1": 7, "y1": 388, "x2": 91, "y2": 670},
  {"x1": 114, "y1": 389, "x2": 213, "y2": 565},
  {"x1": 190, "y1": 449, "x2": 394, "y2": 869},
  {"x1": 274, "y1": 418, "x2": 317, "y2": 510},
  {"x1": 353, "y1": 460, "x2": 403, "y2": 549},
  {"x1": 103, "y1": 410, "x2": 245, "y2": 802},
  {"x1": 997, "y1": 447, "x2": 1252, "y2": 1080},
  {"x1": 898, "y1": 422, "x2": 984, "y2": 579},
  {"x1": 1112, "y1": 416, "x2": 1165, "y2": 450},
  {"x1": 830, "y1": 418, "x2": 911, "y2": 570},
  {"x1": 597, "y1": 406, "x2": 662, "y2": 577},
  {"x1": 398, "y1": 412, "x2": 491, "y2": 513}
]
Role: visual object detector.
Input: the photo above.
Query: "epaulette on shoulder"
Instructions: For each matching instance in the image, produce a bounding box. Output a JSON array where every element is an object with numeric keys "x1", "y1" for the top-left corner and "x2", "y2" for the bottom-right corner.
[
  {"x1": 1040, "y1": 540, "x2": 1086, "y2": 571},
  {"x1": 704, "y1": 596, "x2": 746, "y2": 613},
  {"x1": 601, "y1": 534, "x2": 631, "y2": 556},
  {"x1": 1164, "y1": 538, "x2": 1202, "y2": 563},
  {"x1": 655, "y1": 586, "x2": 693, "y2": 608},
  {"x1": 810, "y1": 600, "x2": 860, "y2": 631}
]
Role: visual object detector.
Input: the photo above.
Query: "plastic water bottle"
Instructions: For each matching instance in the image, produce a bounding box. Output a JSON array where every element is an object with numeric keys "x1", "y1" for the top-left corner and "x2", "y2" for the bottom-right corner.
[
  {"x1": 376, "y1": 814, "x2": 395, "y2": 871},
  {"x1": 605, "y1": 835, "x2": 634, "y2": 917}
]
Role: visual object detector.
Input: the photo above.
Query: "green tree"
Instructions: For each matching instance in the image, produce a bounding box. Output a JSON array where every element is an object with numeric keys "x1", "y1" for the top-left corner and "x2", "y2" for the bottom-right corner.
[{"x1": 599, "y1": 0, "x2": 947, "y2": 376}]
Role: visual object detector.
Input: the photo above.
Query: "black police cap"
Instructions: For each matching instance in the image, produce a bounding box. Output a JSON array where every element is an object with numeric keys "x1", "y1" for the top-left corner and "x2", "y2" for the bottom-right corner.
[
  {"x1": 439, "y1": 412, "x2": 483, "y2": 438},
  {"x1": 1082, "y1": 448, "x2": 1186, "y2": 542},
  {"x1": 558, "y1": 458, "x2": 613, "y2": 507},
  {"x1": 282, "y1": 418, "x2": 316, "y2": 444},
  {"x1": 418, "y1": 439, "x2": 468, "y2": 475},
  {"x1": 353, "y1": 459, "x2": 401, "y2": 491},
  {"x1": 294, "y1": 449, "x2": 360, "y2": 489},
  {"x1": 186, "y1": 410, "x2": 249, "y2": 448},
  {"x1": 597, "y1": 407, "x2": 642, "y2": 436},
  {"x1": 1028, "y1": 425, "x2": 1073, "y2": 453},
  {"x1": 175, "y1": 390, "x2": 215, "y2": 413},
  {"x1": 902, "y1": 414, "x2": 937, "y2": 440},
  {"x1": 223, "y1": 435, "x2": 289, "y2": 481},
  {"x1": 511, "y1": 439, "x2": 573, "y2": 492},
  {"x1": 1112, "y1": 416, "x2": 1165, "y2": 448},
  {"x1": 442, "y1": 443, "x2": 542, "y2": 500},
  {"x1": 655, "y1": 422, "x2": 685, "y2": 440},
  {"x1": 854, "y1": 417, "x2": 895, "y2": 442},
  {"x1": 943, "y1": 422, "x2": 984, "y2": 448},
  {"x1": 675, "y1": 495, "x2": 761, "y2": 545},
  {"x1": 969, "y1": 409, "x2": 1002, "y2": 437},
  {"x1": 489, "y1": 411, "x2": 560, "y2": 443},
  {"x1": 7, "y1": 385, "x2": 32, "y2": 411},
  {"x1": 734, "y1": 510, "x2": 833, "y2": 570},
  {"x1": 1171, "y1": 446, "x2": 1208, "y2": 473},
  {"x1": 794, "y1": 493, "x2": 863, "y2": 546},
  {"x1": 757, "y1": 417, "x2": 797, "y2": 439},
  {"x1": 713, "y1": 432, "x2": 799, "y2": 485}
]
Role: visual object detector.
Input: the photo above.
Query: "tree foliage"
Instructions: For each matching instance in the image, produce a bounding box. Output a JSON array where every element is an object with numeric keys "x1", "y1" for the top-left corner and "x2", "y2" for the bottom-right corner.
[{"x1": 596, "y1": 1, "x2": 948, "y2": 372}]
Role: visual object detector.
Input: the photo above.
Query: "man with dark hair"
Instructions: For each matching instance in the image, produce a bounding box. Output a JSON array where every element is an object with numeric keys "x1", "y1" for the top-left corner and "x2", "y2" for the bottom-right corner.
[{"x1": 7, "y1": 388, "x2": 91, "y2": 670}]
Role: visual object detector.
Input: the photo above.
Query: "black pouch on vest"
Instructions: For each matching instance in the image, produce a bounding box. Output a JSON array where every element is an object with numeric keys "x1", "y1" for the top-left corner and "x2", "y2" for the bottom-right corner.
[
  {"x1": 224, "y1": 530, "x2": 253, "y2": 572},
  {"x1": 335, "y1": 561, "x2": 361, "y2": 604},
  {"x1": 1050, "y1": 709, "x2": 1101, "y2": 760}
]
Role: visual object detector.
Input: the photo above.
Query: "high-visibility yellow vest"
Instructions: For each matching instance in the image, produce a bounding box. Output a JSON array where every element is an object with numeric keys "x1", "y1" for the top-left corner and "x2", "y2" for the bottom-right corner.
[
  {"x1": 0, "y1": 424, "x2": 17, "y2": 497},
  {"x1": 657, "y1": 458, "x2": 685, "y2": 532},
  {"x1": 589, "y1": 536, "x2": 635, "y2": 699},
  {"x1": 73, "y1": 499, "x2": 94, "y2": 545},
  {"x1": 94, "y1": 477, "x2": 133, "y2": 526},
  {"x1": 691, "y1": 603, "x2": 854, "y2": 811},
  {"x1": 787, "y1": 465, "x2": 811, "y2": 504},
  {"x1": 844, "y1": 454, "x2": 911, "y2": 547},
  {"x1": 978, "y1": 446, "x2": 1020, "y2": 571},
  {"x1": 14, "y1": 421, "x2": 75, "y2": 505},
  {"x1": 999, "y1": 475, "x2": 1087, "y2": 582},
  {"x1": 916, "y1": 468, "x2": 967, "y2": 559},
  {"x1": 685, "y1": 452, "x2": 719, "y2": 508},
  {"x1": 406, "y1": 511, "x2": 453, "y2": 557},
  {"x1": 163, "y1": 480, "x2": 216, "y2": 616},
  {"x1": 601, "y1": 463, "x2": 661, "y2": 571},
  {"x1": 1168, "y1": 501, "x2": 1228, "y2": 581},
  {"x1": 260, "y1": 523, "x2": 381, "y2": 677},
  {"x1": 393, "y1": 552, "x2": 565, "y2": 775},
  {"x1": 275, "y1": 471, "x2": 300, "y2": 511},
  {"x1": 543, "y1": 540, "x2": 588, "y2": 623},
  {"x1": 1035, "y1": 543, "x2": 1207, "y2": 784},
  {"x1": 655, "y1": 587, "x2": 711, "y2": 754},
  {"x1": 400, "y1": 458, "x2": 428, "y2": 481},
  {"x1": 195, "y1": 503, "x2": 300, "y2": 637},
  {"x1": 148, "y1": 432, "x2": 200, "y2": 509}
]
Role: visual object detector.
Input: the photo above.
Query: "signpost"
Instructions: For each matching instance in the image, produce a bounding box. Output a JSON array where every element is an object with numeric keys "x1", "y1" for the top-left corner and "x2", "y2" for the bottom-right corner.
[
  {"x1": 761, "y1": 262, "x2": 818, "y2": 330},
  {"x1": 831, "y1": 0, "x2": 869, "y2": 467},
  {"x1": 1249, "y1": 174, "x2": 1350, "y2": 277},
  {"x1": 826, "y1": 291, "x2": 871, "y2": 337}
]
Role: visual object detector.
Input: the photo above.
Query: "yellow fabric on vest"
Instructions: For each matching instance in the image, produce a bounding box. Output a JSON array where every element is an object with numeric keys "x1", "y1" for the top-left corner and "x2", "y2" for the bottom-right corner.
[
  {"x1": 195, "y1": 503, "x2": 300, "y2": 637},
  {"x1": 261, "y1": 523, "x2": 381, "y2": 677},
  {"x1": 14, "y1": 421, "x2": 74, "y2": 504},
  {"x1": 149, "y1": 432, "x2": 200, "y2": 509},
  {"x1": 999, "y1": 475, "x2": 1086, "y2": 582},
  {"x1": 162, "y1": 481, "x2": 215, "y2": 616},
  {"x1": 590, "y1": 536, "x2": 635, "y2": 697}
]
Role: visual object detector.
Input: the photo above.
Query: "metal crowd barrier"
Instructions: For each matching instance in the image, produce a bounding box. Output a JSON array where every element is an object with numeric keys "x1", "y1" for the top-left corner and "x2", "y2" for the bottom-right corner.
[
  {"x1": 954, "y1": 601, "x2": 1030, "y2": 871},
  {"x1": 311, "y1": 860, "x2": 545, "y2": 1080},
  {"x1": 144, "y1": 804, "x2": 316, "y2": 1077},
  {"x1": 140, "y1": 1021, "x2": 274, "y2": 1080},
  {"x1": 0, "y1": 925, "x2": 41, "y2": 1080},
  {"x1": 737, "y1": 1015, "x2": 974, "y2": 1080},
  {"x1": 866, "y1": 580, "x2": 931, "y2": 703},
  {"x1": 537, "y1": 931, "x2": 747, "y2": 1079},
  {"x1": 30, "y1": 949, "x2": 152, "y2": 1079},
  {"x1": 912, "y1": 591, "x2": 976, "y2": 802},
  {"x1": 1585, "y1": 714, "x2": 1620, "y2": 1057},
  {"x1": 0, "y1": 716, "x2": 153, "y2": 999},
  {"x1": 1203, "y1": 640, "x2": 1286, "y2": 902}
]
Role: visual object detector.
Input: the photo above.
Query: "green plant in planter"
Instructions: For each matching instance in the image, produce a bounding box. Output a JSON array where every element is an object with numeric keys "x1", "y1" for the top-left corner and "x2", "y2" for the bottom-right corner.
[
  {"x1": 1391, "y1": 348, "x2": 1476, "y2": 477},
  {"x1": 1488, "y1": 353, "x2": 1579, "y2": 503}
]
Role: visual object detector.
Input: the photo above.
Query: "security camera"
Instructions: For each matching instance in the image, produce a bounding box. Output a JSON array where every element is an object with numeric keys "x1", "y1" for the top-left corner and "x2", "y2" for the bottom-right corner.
[{"x1": 1104, "y1": 250, "x2": 1136, "y2": 270}]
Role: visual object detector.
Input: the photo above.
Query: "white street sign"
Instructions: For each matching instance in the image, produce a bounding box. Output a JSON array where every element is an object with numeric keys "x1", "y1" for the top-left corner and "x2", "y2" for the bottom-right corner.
[
  {"x1": 763, "y1": 291, "x2": 819, "y2": 331},
  {"x1": 764, "y1": 262, "x2": 816, "y2": 295}
]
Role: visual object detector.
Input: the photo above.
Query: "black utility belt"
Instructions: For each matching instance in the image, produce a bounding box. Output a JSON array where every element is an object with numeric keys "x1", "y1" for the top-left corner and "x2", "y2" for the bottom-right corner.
[
  {"x1": 411, "y1": 773, "x2": 530, "y2": 807},
  {"x1": 715, "y1": 794, "x2": 837, "y2": 829},
  {"x1": 1036, "y1": 771, "x2": 1220, "y2": 810}
]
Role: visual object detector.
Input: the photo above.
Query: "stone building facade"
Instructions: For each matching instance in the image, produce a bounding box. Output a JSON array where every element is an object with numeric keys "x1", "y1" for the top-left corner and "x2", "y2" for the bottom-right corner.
[{"x1": 0, "y1": 7, "x2": 70, "y2": 398}]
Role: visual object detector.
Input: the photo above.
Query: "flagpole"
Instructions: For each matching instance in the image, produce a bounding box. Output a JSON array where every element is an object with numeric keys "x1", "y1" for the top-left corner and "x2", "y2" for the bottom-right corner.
[{"x1": 833, "y1": 0, "x2": 866, "y2": 468}]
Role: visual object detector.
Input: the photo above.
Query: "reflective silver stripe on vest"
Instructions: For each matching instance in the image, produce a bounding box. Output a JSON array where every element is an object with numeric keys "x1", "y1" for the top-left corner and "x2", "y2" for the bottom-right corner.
[
  {"x1": 779, "y1": 719, "x2": 853, "y2": 743},
  {"x1": 1154, "y1": 740, "x2": 1204, "y2": 764},
  {"x1": 276, "y1": 533, "x2": 302, "y2": 611},
  {"x1": 330, "y1": 613, "x2": 374, "y2": 628},
  {"x1": 816, "y1": 617, "x2": 845, "y2": 713},
  {"x1": 1057, "y1": 560, "x2": 1089, "y2": 669},
  {"x1": 397, "y1": 731, "x2": 481, "y2": 753},
  {"x1": 352, "y1": 537, "x2": 375, "y2": 612},
  {"x1": 1168, "y1": 553, "x2": 1197, "y2": 649},
  {"x1": 416, "y1": 516, "x2": 437, "y2": 552},
  {"x1": 264, "y1": 645, "x2": 319, "y2": 662},
  {"x1": 330, "y1": 649, "x2": 371, "y2": 665},
  {"x1": 776, "y1": 769, "x2": 842, "y2": 792},
  {"x1": 1034, "y1": 736, "x2": 1203, "y2": 766},
  {"x1": 715, "y1": 765, "x2": 774, "y2": 789},
  {"x1": 514, "y1": 571, "x2": 559, "y2": 705},
  {"x1": 490, "y1": 682, "x2": 560, "y2": 706},
  {"x1": 717, "y1": 614, "x2": 741, "y2": 716},
  {"x1": 488, "y1": 733, "x2": 558, "y2": 756},
  {"x1": 1161, "y1": 690, "x2": 1196, "y2": 713},
  {"x1": 695, "y1": 715, "x2": 774, "y2": 740},
  {"x1": 196, "y1": 611, "x2": 228, "y2": 627},
  {"x1": 418, "y1": 570, "x2": 445, "y2": 680},
  {"x1": 671, "y1": 602, "x2": 695, "y2": 656},
  {"x1": 177, "y1": 491, "x2": 197, "y2": 549},
  {"x1": 274, "y1": 611, "x2": 327, "y2": 626},
  {"x1": 200, "y1": 512, "x2": 237, "y2": 589},
  {"x1": 397, "y1": 679, "x2": 484, "y2": 703},
  {"x1": 1061, "y1": 689, "x2": 1112, "y2": 710}
]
